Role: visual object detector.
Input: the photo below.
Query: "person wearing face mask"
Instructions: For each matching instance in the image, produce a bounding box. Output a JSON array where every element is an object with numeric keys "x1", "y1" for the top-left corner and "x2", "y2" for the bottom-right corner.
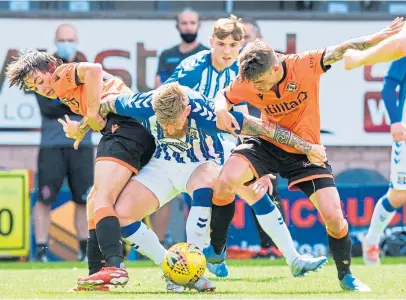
[
  {"x1": 154, "y1": 8, "x2": 208, "y2": 88},
  {"x1": 33, "y1": 24, "x2": 93, "y2": 263}
]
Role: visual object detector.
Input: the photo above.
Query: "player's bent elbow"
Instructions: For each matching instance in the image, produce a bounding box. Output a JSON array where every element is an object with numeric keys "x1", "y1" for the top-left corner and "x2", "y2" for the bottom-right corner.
[
  {"x1": 392, "y1": 35, "x2": 406, "y2": 57},
  {"x1": 88, "y1": 63, "x2": 103, "y2": 75}
]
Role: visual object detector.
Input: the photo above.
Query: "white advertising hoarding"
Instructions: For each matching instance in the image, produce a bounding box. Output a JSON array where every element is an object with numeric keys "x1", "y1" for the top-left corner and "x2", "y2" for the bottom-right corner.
[{"x1": 0, "y1": 18, "x2": 395, "y2": 145}]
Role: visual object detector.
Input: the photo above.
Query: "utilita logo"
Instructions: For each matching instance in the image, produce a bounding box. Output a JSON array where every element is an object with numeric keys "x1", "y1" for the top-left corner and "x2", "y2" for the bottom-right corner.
[{"x1": 363, "y1": 66, "x2": 396, "y2": 133}]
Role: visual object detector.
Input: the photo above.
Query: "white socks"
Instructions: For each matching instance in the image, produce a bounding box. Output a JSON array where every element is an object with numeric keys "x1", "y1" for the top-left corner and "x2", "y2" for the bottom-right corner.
[
  {"x1": 121, "y1": 221, "x2": 167, "y2": 265},
  {"x1": 365, "y1": 195, "x2": 397, "y2": 245},
  {"x1": 251, "y1": 194, "x2": 300, "y2": 265}
]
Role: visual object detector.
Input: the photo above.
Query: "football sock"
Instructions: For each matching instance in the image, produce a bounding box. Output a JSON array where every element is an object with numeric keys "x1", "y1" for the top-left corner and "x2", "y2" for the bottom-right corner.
[
  {"x1": 365, "y1": 195, "x2": 397, "y2": 245},
  {"x1": 186, "y1": 188, "x2": 212, "y2": 250},
  {"x1": 79, "y1": 239, "x2": 87, "y2": 256},
  {"x1": 95, "y1": 208, "x2": 123, "y2": 268},
  {"x1": 121, "y1": 221, "x2": 167, "y2": 265},
  {"x1": 251, "y1": 193, "x2": 299, "y2": 265},
  {"x1": 327, "y1": 223, "x2": 352, "y2": 280},
  {"x1": 210, "y1": 198, "x2": 236, "y2": 255},
  {"x1": 87, "y1": 229, "x2": 104, "y2": 275}
]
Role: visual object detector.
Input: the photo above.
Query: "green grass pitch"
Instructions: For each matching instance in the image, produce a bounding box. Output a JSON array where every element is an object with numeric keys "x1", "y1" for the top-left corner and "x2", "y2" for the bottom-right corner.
[{"x1": 1, "y1": 257, "x2": 405, "y2": 299}]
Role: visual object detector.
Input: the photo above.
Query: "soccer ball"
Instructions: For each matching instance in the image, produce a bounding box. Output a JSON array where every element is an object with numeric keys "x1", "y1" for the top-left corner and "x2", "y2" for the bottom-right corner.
[{"x1": 162, "y1": 242, "x2": 206, "y2": 286}]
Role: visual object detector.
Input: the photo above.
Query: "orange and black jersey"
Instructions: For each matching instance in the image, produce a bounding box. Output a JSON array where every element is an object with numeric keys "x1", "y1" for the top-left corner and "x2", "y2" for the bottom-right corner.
[
  {"x1": 51, "y1": 63, "x2": 132, "y2": 116},
  {"x1": 224, "y1": 49, "x2": 330, "y2": 154}
]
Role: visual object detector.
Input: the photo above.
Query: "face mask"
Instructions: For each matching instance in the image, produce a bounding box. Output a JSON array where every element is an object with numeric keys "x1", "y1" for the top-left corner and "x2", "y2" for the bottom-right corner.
[
  {"x1": 180, "y1": 33, "x2": 197, "y2": 44},
  {"x1": 56, "y1": 42, "x2": 78, "y2": 61}
]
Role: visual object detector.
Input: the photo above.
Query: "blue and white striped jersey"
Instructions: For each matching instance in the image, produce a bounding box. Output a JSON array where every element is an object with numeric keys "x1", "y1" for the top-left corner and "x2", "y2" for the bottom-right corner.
[
  {"x1": 165, "y1": 50, "x2": 243, "y2": 102},
  {"x1": 114, "y1": 87, "x2": 243, "y2": 164}
]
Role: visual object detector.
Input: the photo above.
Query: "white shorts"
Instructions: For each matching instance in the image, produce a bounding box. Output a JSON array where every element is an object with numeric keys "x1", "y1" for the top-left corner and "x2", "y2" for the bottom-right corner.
[
  {"x1": 221, "y1": 139, "x2": 236, "y2": 162},
  {"x1": 131, "y1": 157, "x2": 220, "y2": 207},
  {"x1": 390, "y1": 141, "x2": 406, "y2": 190}
]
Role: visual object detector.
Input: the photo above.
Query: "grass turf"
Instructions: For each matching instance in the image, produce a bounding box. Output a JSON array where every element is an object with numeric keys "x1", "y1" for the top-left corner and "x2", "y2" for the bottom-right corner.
[{"x1": 0, "y1": 257, "x2": 405, "y2": 299}]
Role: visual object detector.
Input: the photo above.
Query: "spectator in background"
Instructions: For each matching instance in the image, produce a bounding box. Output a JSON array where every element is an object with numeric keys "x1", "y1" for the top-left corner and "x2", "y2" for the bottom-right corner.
[
  {"x1": 242, "y1": 18, "x2": 284, "y2": 259},
  {"x1": 154, "y1": 8, "x2": 208, "y2": 87},
  {"x1": 243, "y1": 17, "x2": 262, "y2": 44},
  {"x1": 34, "y1": 24, "x2": 93, "y2": 262},
  {"x1": 151, "y1": 8, "x2": 208, "y2": 246}
]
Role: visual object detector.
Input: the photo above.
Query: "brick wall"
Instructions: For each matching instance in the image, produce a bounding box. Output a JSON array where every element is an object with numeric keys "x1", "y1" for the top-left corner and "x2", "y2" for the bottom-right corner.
[
  {"x1": 0, "y1": 145, "x2": 392, "y2": 179},
  {"x1": 327, "y1": 146, "x2": 391, "y2": 179}
]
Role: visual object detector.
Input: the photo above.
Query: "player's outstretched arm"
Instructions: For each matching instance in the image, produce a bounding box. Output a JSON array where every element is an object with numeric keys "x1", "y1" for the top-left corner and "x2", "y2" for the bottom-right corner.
[
  {"x1": 323, "y1": 17, "x2": 404, "y2": 66},
  {"x1": 239, "y1": 114, "x2": 326, "y2": 165},
  {"x1": 344, "y1": 29, "x2": 406, "y2": 69}
]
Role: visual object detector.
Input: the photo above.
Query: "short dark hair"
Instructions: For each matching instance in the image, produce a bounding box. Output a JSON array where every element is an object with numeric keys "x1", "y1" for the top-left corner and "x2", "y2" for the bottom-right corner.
[
  {"x1": 243, "y1": 17, "x2": 261, "y2": 35},
  {"x1": 176, "y1": 7, "x2": 200, "y2": 24},
  {"x1": 238, "y1": 39, "x2": 277, "y2": 82},
  {"x1": 6, "y1": 51, "x2": 61, "y2": 90}
]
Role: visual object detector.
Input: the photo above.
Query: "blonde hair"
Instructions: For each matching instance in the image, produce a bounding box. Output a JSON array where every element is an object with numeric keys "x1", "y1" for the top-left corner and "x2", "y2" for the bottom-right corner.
[
  {"x1": 152, "y1": 82, "x2": 188, "y2": 124},
  {"x1": 212, "y1": 14, "x2": 245, "y2": 41}
]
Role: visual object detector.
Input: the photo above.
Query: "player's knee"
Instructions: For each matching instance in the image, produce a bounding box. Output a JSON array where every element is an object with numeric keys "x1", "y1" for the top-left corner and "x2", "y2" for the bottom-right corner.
[
  {"x1": 326, "y1": 219, "x2": 348, "y2": 239},
  {"x1": 323, "y1": 209, "x2": 345, "y2": 234},
  {"x1": 215, "y1": 172, "x2": 242, "y2": 195},
  {"x1": 92, "y1": 183, "x2": 120, "y2": 207},
  {"x1": 388, "y1": 189, "x2": 406, "y2": 208}
]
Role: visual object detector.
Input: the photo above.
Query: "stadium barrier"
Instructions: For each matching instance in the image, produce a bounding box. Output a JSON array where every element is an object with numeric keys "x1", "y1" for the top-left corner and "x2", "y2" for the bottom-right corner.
[{"x1": 0, "y1": 170, "x2": 30, "y2": 259}]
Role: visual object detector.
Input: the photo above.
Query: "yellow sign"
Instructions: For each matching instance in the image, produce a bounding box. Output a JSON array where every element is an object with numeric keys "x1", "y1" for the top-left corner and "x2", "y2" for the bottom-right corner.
[{"x1": 0, "y1": 170, "x2": 30, "y2": 257}]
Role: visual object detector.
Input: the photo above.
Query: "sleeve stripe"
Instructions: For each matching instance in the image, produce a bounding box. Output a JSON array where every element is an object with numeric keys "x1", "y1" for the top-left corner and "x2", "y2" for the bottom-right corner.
[
  {"x1": 224, "y1": 91, "x2": 236, "y2": 105},
  {"x1": 320, "y1": 49, "x2": 331, "y2": 73},
  {"x1": 74, "y1": 64, "x2": 84, "y2": 86}
]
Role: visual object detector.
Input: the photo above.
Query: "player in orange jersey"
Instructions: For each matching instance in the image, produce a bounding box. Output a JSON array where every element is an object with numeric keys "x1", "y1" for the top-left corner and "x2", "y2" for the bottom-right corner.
[
  {"x1": 6, "y1": 51, "x2": 156, "y2": 289},
  {"x1": 205, "y1": 19, "x2": 403, "y2": 292}
]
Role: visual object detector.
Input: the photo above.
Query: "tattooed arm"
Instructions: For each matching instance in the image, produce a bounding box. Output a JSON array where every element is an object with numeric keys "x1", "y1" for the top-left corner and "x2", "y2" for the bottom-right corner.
[
  {"x1": 323, "y1": 17, "x2": 404, "y2": 66},
  {"x1": 58, "y1": 99, "x2": 113, "y2": 149},
  {"x1": 239, "y1": 114, "x2": 326, "y2": 165},
  {"x1": 240, "y1": 114, "x2": 312, "y2": 153},
  {"x1": 76, "y1": 95, "x2": 118, "y2": 133}
]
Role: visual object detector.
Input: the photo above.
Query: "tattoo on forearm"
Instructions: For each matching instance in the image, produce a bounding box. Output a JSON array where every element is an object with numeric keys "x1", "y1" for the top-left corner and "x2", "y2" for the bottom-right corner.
[
  {"x1": 323, "y1": 37, "x2": 375, "y2": 65},
  {"x1": 289, "y1": 134, "x2": 312, "y2": 154},
  {"x1": 241, "y1": 114, "x2": 277, "y2": 141},
  {"x1": 77, "y1": 98, "x2": 116, "y2": 134},
  {"x1": 274, "y1": 125, "x2": 291, "y2": 145},
  {"x1": 241, "y1": 115, "x2": 312, "y2": 154}
]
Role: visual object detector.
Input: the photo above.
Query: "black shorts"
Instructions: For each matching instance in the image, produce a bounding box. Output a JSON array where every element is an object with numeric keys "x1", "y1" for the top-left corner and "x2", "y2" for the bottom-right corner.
[
  {"x1": 96, "y1": 114, "x2": 156, "y2": 173},
  {"x1": 233, "y1": 137, "x2": 335, "y2": 191},
  {"x1": 37, "y1": 147, "x2": 94, "y2": 206}
]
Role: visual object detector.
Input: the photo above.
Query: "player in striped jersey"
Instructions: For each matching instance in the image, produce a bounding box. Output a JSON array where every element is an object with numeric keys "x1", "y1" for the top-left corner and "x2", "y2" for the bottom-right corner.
[
  {"x1": 63, "y1": 82, "x2": 328, "y2": 292},
  {"x1": 166, "y1": 14, "x2": 248, "y2": 127},
  {"x1": 165, "y1": 14, "x2": 246, "y2": 277}
]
